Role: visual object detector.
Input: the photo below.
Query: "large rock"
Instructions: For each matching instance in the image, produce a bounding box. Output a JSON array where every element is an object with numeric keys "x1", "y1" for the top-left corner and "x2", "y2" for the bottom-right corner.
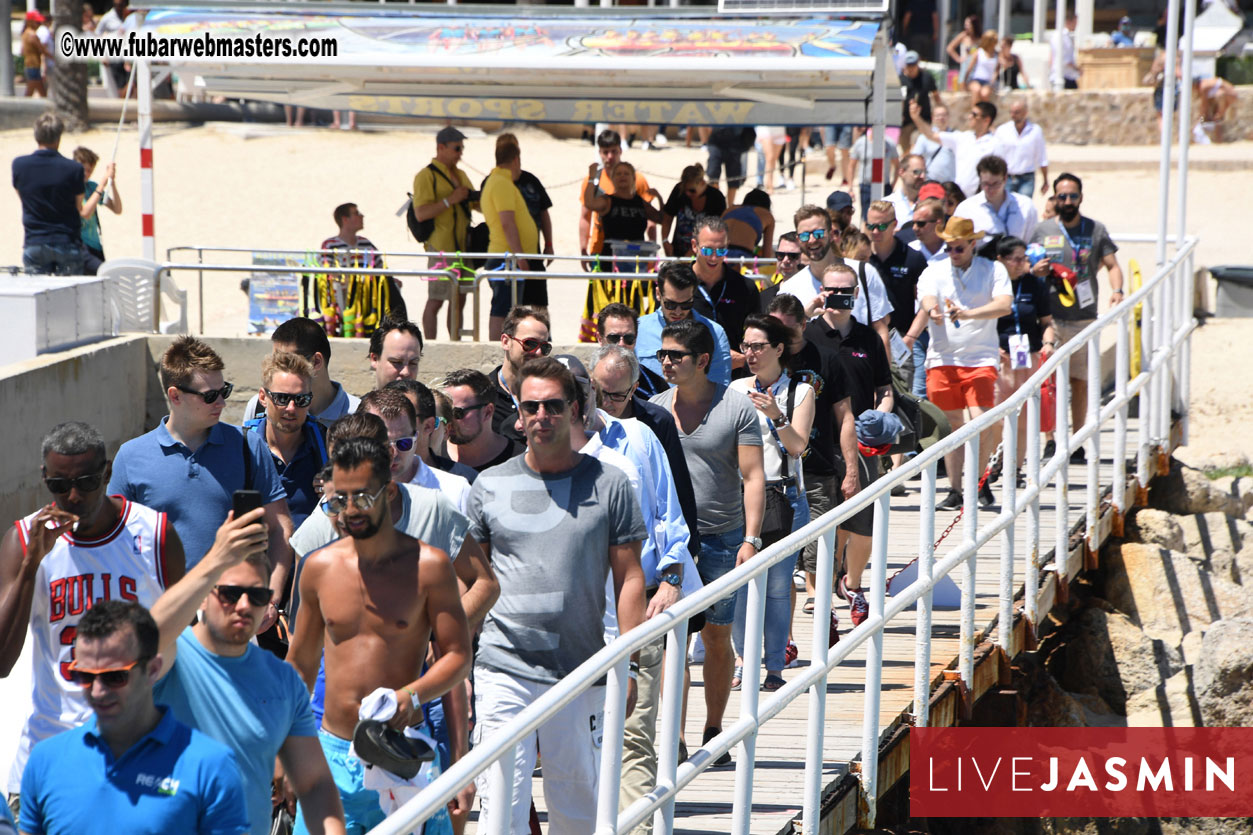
[
  {"x1": 1059, "y1": 603, "x2": 1183, "y2": 714},
  {"x1": 1193, "y1": 618, "x2": 1253, "y2": 727},
  {"x1": 1017, "y1": 652, "x2": 1089, "y2": 727},
  {"x1": 1159, "y1": 820, "x2": 1253, "y2": 835},
  {"x1": 1104, "y1": 543, "x2": 1253, "y2": 644},
  {"x1": 1125, "y1": 668, "x2": 1201, "y2": 728},
  {"x1": 1149, "y1": 459, "x2": 1242, "y2": 516},
  {"x1": 1122, "y1": 507, "x2": 1185, "y2": 552}
]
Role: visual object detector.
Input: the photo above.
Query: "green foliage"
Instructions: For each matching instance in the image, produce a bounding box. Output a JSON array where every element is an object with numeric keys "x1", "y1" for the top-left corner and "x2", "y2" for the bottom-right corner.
[
  {"x1": 1216, "y1": 56, "x2": 1253, "y2": 86},
  {"x1": 1204, "y1": 464, "x2": 1253, "y2": 481}
]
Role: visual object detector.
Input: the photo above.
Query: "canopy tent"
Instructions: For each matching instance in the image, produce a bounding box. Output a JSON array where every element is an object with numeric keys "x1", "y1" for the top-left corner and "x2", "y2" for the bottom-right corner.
[{"x1": 137, "y1": 4, "x2": 902, "y2": 126}]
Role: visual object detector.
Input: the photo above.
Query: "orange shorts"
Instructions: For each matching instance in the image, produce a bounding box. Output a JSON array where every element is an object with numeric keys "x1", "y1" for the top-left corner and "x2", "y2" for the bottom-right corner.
[{"x1": 926, "y1": 365, "x2": 998, "y2": 411}]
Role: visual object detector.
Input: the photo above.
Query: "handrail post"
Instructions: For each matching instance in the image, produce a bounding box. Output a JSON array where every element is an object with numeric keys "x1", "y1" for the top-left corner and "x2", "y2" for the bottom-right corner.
[
  {"x1": 958, "y1": 435, "x2": 979, "y2": 687},
  {"x1": 1180, "y1": 251, "x2": 1195, "y2": 445},
  {"x1": 654, "y1": 619, "x2": 688, "y2": 834},
  {"x1": 859, "y1": 493, "x2": 890, "y2": 827},
  {"x1": 999, "y1": 409, "x2": 1018, "y2": 653},
  {"x1": 596, "y1": 657, "x2": 629, "y2": 833},
  {"x1": 730, "y1": 573, "x2": 766, "y2": 835},
  {"x1": 1025, "y1": 389, "x2": 1042, "y2": 636},
  {"x1": 1054, "y1": 361, "x2": 1071, "y2": 572},
  {"x1": 484, "y1": 740, "x2": 516, "y2": 835},
  {"x1": 1086, "y1": 338, "x2": 1101, "y2": 547},
  {"x1": 914, "y1": 460, "x2": 938, "y2": 727},
  {"x1": 1136, "y1": 288, "x2": 1152, "y2": 487},
  {"x1": 1113, "y1": 318, "x2": 1130, "y2": 519},
  {"x1": 508, "y1": 253, "x2": 519, "y2": 310},
  {"x1": 197, "y1": 247, "x2": 204, "y2": 334},
  {"x1": 802, "y1": 528, "x2": 836, "y2": 835}
]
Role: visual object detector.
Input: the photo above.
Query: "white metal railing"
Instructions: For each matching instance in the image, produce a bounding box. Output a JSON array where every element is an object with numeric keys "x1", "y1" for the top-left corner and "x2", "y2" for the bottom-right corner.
[{"x1": 363, "y1": 235, "x2": 1198, "y2": 835}]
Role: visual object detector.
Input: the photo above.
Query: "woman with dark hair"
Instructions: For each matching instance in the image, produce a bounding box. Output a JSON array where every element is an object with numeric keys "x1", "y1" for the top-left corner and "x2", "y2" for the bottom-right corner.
[
  {"x1": 941, "y1": 181, "x2": 966, "y2": 217},
  {"x1": 964, "y1": 30, "x2": 999, "y2": 102},
  {"x1": 947, "y1": 14, "x2": 981, "y2": 72},
  {"x1": 662, "y1": 163, "x2": 727, "y2": 257},
  {"x1": 728, "y1": 314, "x2": 815, "y2": 692}
]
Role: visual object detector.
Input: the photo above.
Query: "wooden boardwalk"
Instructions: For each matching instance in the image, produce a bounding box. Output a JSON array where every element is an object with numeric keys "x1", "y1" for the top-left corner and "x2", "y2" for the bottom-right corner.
[{"x1": 515, "y1": 422, "x2": 1127, "y2": 835}]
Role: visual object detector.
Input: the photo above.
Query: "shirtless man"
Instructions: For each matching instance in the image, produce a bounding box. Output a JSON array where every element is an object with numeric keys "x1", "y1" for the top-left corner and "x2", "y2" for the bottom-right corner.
[
  {"x1": 287, "y1": 436, "x2": 472, "y2": 835},
  {"x1": 21, "y1": 12, "x2": 52, "y2": 97}
]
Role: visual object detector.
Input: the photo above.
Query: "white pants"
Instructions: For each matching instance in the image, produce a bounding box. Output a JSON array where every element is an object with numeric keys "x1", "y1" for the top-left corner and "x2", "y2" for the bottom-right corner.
[{"x1": 473, "y1": 666, "x2": 606, "y2": 835}]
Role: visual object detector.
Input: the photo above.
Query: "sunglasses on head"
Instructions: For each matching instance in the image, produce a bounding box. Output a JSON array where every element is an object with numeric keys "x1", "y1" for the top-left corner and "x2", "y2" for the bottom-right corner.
[
  {"x1": 322, "y1": 484, "x2": 388, "y2": 515},
  {"x1": 451, "y1": 402, "x2": 489, "y2": 420},
  {"x1": 797, "y1": 229, "x2": 827, "y2": 242},
  {"x1": 865, "y1": 221, "x2": 893, "y2": 232},
  {"x1": 44, "y1": 470, "x2": 106, "y2": 495},
  {"x1": 518, "y1": 398, "x2": 569, "y2": 417},
  {"x1": 176, "y1": 382, "x2": 234, "y2": 404},
  {"x1": 213, "y1": 584, "x2": 273, "y2": 607},
  {"x1": 660, "y1": 298, "x2": 694, "y2": 312},
  {"x1": 390, "y1": 436, "x2": 416, "y2": 453},
  {"x1": 656, "y1": 348, "x2": 694, "y2": 364},
  {"x1": 604, "y1": 332, "x2": 637, "y2": 346},
  {"x1": 68, "y1": 657, "x2": 149, "y2": 689},
  {"x1": 505, "y1": 334, "x2": 553, "y2": 355},
  {"x1": 698, "y1": 246, "x2": 729, "y2": 257},
  {"x1": 264, "y1": 389, "x2": 313, "y2": 409}
]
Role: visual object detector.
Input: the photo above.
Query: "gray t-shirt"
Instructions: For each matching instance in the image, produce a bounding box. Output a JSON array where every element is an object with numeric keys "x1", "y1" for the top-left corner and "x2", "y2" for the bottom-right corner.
[
  {"x1": 467, "y1": 453, "x2": 645, "y2": 684},
  {"x1": 1030, "y1": 217, "x2": 1118, "y2": 322},
  {"x1": 650, "y1": 385, "x2": 762, "y2": 535}
]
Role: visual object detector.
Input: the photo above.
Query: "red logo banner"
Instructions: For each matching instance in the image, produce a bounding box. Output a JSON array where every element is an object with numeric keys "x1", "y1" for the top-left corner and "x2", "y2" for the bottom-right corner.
[{"x1": 911, "y1": 728, "x2": 1253, "y2": 818}]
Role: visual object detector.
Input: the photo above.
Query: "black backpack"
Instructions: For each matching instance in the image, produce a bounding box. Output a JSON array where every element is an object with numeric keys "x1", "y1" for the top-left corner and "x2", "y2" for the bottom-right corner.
[{"x1": 407, "y1": 163, "x2": 461, "y2": 243}]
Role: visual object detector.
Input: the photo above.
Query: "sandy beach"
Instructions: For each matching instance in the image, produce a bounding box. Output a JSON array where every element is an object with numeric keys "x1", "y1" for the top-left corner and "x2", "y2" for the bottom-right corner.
[{"x1": 2, "y1": 120, "x2": 1251, "y2": 456}]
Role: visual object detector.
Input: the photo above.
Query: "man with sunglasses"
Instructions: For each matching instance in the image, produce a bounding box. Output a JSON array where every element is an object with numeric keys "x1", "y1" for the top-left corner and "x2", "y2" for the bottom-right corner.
[
  {"x1": 242, "y1": 317, "x2": 360, "y2": 425},
  {"x1": 489, "y1": 305, "x2": 552, "y2": 445},
  {"x1": 756, "y1": 232, "x2": 803, "y2": 316},
  {"x1": 361, "y1": 388, "x2": 471, "y2": 514},
  {"x1": 909, "y1": 217, "x2": 1012, "y2": 509},
  {"x1": 636, "y1": 263, "x2": 732, "y2": 388},
  {"x1": 244, "y1": 352, "x2": 326, "y2": 530},
  {"x1": 413, "y1": 126, "x2": 478, "y2": 341},
  {"x1": 906, "y1": 194, "x2": 949, "y2": 263},
  {"x1": 109, "y1": 337, "x2": 293, "y2": 625},
  {"x1": 19, "y1": 600, "x2": 251, "y2": 835},
  {"x1": 689, "y1": 216, "x2": 760, "y2": 371},
  {"x1": 149, "y1": 536, "x2": 344, "y2": 835},
  {"x1": 595, "y1": 302, "x2": 668, "y2": 399},
  {"x1": 884, "y1": 153, "x2": 929, "y2": 230},
  {"x1": 442, "y1": 369, "x2": 523, "y2": 475},
  {"x1": 467, "y1": 357, "x2": 646, "y2": 833},
  {"x1": 1, "y1": 421, "x2": 194, "y2": 804},
  {"x1": 288, "y1": 437, "x2": 471, "y2": 835},
  {"x1": 1029, "y1": 173, "x2": 1123, "y2": 463},
  {"x1": 649, "y1": 319, "x2": 764, "y2": 765},
  {"x1": 909, "y1": 98, "x2": 1006, "y2": 200}
]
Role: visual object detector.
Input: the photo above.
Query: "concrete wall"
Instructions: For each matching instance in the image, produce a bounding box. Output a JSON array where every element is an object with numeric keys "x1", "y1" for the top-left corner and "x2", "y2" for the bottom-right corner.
[{"x1": 0, "y1": 336, "x2": 154, "y2": 526}]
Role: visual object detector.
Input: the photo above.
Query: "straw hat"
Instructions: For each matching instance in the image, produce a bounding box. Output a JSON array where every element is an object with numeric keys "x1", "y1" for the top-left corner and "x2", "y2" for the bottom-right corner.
[{"x1": 936, "y1": 217, "x2": 986, "y2": 243}]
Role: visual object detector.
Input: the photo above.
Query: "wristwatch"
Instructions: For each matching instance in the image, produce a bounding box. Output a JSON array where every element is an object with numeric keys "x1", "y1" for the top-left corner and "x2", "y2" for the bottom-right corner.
[
  {"x1": 660, "y1": 571, "x2": 682, "y2": 588},
  {"x1": 743, "y1": 535, "x2": 763, "y2": 549},
  {"x1": 772, "y1": 412, "x2": 789, "y2": 427}
]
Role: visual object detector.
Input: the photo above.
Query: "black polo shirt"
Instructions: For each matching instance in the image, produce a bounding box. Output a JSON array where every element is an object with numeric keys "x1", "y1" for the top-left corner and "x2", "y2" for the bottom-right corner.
[
  {"x1": 868, "y1": 239, "x2": 929, "y2": 335},
  {"x1": 488, "y1": 364, "x2": 526, "y2": 445},
  {"x1": 691, "y1": 262, "x2": 761, "y2": 350},
  {"x1": 790, "y1": 339, "x2": 849, "y2": 476},
  {"x1": 12, "y1": 149, "x2": 84, "y2": 246},
  {"x1": 805, "y1": 318, "x2": 891, "y2": 417}
]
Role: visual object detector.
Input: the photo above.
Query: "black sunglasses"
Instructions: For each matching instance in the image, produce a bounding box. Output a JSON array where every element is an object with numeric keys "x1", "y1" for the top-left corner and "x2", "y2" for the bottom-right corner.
[
  {"x1": 264, "y1": 389, "x2": 313, "y2": 409},
  {"x1": 823, "y1": 287, "x2": 856, "y2": 295},
  {"x1": 506, "y1": 335, "x2": 553, "y2": 355},
  {"x1": 656, "y1": 349, "x2": 694, "y2": 364},
  {"x1": 68, "y1": 657, "x2": 151, "y2": 689},
  {"x1": 518, "y1": 398, "x2": 569, "y2": 416},
  {"x1": 1054, "y1": 193, "x2": 1081, "y2": 203},
  {"x1": 452, "y1": 402, "x2": 489, "y2": 420},
  {"x1": 599, "y1": 387, "x2": 634, "y2": 403},
  {"x1": 176, "y1": 382, "x2": 234, "y2": 404},
  {"x1": 604, "y1": 332, "x2": 637, "y2": 346},
  {"x1": 660, "y1": 299, "x2": 694, "y2": 312},
  {"x1": 45, "y1": 470, "x2": 106, "y2": 494},
  {"x1": 777, "y1": 252, "x2": 801, "y2": 260},
  {"x1": 213, "y1": 585, "x2": 274, "y2": 607}
]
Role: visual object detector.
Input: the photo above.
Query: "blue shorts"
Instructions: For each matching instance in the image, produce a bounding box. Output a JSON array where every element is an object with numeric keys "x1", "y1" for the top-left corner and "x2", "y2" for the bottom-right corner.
[
  {"x1": 294, "y1": 728, "x2": 452, "y2": 835},
  {"x1": 822, "y1": 126, "x2": 854, "y2": 149},
  {"x1": 695, "y1": 526, "x2": 744, "y2": 626}
]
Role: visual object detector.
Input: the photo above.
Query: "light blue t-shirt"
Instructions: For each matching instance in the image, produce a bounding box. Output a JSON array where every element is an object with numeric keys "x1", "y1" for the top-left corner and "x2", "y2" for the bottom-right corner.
[
  {"x1": 20, "y1": 707, "x2": 249, "y2": 835},
  {"x1": 109, "y1": 418, "x2": 286, "y2": 569},
  {"x1": 154, "y1": 628, "x2": 317, "y2": 835}
]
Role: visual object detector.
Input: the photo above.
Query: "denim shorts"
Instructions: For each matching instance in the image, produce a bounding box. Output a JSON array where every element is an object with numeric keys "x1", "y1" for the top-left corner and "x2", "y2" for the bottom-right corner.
[{"x1": 695, "y1": 526, "x2": 744, "y2": 626}]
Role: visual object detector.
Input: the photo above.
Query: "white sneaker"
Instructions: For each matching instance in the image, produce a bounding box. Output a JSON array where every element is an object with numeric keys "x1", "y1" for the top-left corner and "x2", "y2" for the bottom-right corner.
[
  {"x1": 1192, "y1": 123, "x2": 1212, "y2": 145},
  {"x1": 783, "y1": 178, "x2": 796, "y2": 192},
  {"x1": 793, "y1": 570, "x2": 807, "y2": 590},
  {"x1": 653, "y1": 133, "x2": 668, "y2": 147},
  {"x1": 688, "y1": 634, "x2": 706, "y2": 664},
  {"x1": 641, "y1": 141, "x2": 653, "y2": 151}
]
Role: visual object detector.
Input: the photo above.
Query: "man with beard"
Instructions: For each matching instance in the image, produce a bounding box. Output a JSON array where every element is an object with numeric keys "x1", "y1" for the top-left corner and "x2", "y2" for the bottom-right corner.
[
  {"x1": 288, "y1": 436, "x2": 472, "y2": 835},
  {"x1": 150, "y1": 537, "x2": 345, "y2": 835},
  {"x1": 441, "y1": 369, "x2": 523, "y2": 476},
  {"x1": 1029, "y1": 173, "x2": 1124, "y2": 461}
]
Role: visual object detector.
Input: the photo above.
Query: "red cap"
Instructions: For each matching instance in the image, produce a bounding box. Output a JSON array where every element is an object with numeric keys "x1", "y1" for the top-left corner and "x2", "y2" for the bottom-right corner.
[
  {"x1": 918, "y1": 183, "x2": 947, "y2": 202},
  {"x1": 25, "y1": 10, "x2": 45, "y2": 22}
]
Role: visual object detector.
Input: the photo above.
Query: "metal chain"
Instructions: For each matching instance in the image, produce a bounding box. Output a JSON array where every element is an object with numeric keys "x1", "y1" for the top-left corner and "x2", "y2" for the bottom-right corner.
[{"x1": 931, "y1": 441, "x2": 1004, "y2": 551}]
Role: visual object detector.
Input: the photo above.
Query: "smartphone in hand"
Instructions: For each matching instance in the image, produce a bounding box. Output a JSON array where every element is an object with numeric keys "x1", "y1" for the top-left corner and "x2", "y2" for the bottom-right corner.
[{"x1": 232, "y1": 489, "x2": 263, "y2": 520}]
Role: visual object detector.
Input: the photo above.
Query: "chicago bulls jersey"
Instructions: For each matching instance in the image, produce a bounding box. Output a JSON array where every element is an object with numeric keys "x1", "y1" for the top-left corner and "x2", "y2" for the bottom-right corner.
[{"x1": 6, "y1": 498, "x2": 171, "y2": 792}]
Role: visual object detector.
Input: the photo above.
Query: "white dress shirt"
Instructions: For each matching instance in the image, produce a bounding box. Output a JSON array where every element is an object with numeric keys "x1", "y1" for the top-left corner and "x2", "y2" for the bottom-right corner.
[
  {"x1": 917, "y1": 256, "x2": 1012, "y2": 369},
  {"x1": 994, "y1": 120, "x2": 1049, "y2": 177},
  {"x1": 937, "y1": 130, "x2": 1007, "y2": 198},
  {"x1": 776, "y1": 260, "x2": 894, "y2": 326},
  {"x1": 954, "y1": 191, "x2": 1039, "y2": 242},
  {"x1": 884, "y1": 190, "x2": 917, "y2": 225},
  {"x1": 909, "y1": 238, "x2": 947, "y2": 262},
  {"x1": 410, "y1": 457, "x2": 471, "y2": 513}
]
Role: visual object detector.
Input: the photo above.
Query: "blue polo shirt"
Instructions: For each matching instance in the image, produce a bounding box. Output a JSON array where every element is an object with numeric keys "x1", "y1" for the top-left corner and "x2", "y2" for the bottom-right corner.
[
  {"x1": 635, "y1": 308, "x2": 732, "y2": 387},
  {"x1": 20, "y1": 706, "x2": 249, "y2": 835},
  {"x1": 108, "y1": 418, "x2": 285, "y2": 569},
  {"x1": 242, "y1": 416, "x2": 327, "y2": 529},
  {"x1": 154, "y1": 628, "x2": 318, "y2": 835},
  {"x1": 12, "y1": 148, "x2": 84, "y2": 246}
]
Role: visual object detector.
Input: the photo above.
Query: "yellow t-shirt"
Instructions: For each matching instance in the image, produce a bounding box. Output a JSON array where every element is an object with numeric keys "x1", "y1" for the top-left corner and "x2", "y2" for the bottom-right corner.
[
  {"x1": 481, "y1": 167, "x2": 538, "y2": 255},
  {"x1": 412, "y1": 159, "x2": 475, "y2": 252}
]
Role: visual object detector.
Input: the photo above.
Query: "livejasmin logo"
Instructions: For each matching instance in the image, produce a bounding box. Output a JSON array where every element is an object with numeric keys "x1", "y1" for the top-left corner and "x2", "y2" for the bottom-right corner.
[{"x1": 911, "y1": 728, "x2": 1253, "y2": 817}]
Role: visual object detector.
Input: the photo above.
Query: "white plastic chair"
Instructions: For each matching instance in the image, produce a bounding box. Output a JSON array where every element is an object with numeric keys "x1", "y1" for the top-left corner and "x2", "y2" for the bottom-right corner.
[{"x1": 99, "y1": 257, "x2": 188, "y2": 334}]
